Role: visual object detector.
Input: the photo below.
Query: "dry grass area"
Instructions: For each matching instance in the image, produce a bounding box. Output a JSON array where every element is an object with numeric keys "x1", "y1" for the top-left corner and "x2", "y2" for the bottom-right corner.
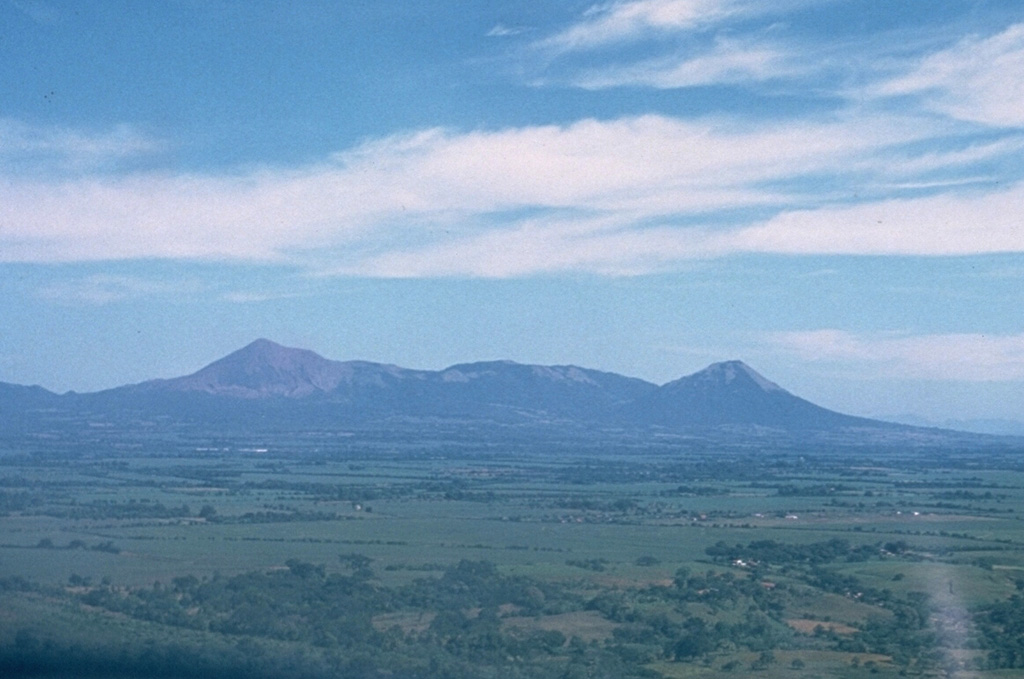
[
  {"x1": 651, "y1": 649, "x2": 893, "y2": 678},
  {"x1": 372, "y1": 610, "x2": 436, "y2": 634},
  {"x1": 373, "y1": 608, "x2": 619, "y2": 642},
  {"x1": 501, "y1": 610, "x2": 618, "y2": 643},
  {"x1": 787, "y1": 587, "x2": 891, "y2": 624},
  {"x1": 786, "y1": 618, "x2": 858, "y2": 635}
]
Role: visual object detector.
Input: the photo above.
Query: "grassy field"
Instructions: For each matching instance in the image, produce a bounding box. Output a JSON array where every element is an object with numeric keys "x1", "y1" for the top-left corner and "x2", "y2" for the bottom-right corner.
[{"x1": 2, "y1": 425, "x2": 1024, "y2": 677}]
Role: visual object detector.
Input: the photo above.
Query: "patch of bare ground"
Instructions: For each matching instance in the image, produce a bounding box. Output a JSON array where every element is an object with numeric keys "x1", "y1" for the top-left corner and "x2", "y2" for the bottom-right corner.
[
  {"x1": 372, "y1": 610, "x2": 436, "y2": 634},
  {"x1": 786, "y1": 618, "x2": 858, "y2": 635},
  {"x1": 501, "y1": 610, "x2": 618, "y2": 643}
]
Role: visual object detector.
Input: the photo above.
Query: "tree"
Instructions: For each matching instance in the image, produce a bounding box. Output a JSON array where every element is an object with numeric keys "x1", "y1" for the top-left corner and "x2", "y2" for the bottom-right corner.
[
  {"x1": 751, "y1": 650, "x2": 775, "y2": 670},
  {"x1": 672, "y1": 617, "x2": 716, "y2": 660}
]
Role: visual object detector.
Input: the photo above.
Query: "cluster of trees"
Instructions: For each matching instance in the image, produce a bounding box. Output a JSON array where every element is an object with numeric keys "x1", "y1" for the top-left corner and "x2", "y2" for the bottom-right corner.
[
  {"x1": 41, "y1": 499, "x2": 193, "y2": 520},
  {"x1": 773, "y1": 483, "x2": 856, "y2": 497},
  {"x1": 976, "y1": 589, "x2": 1024, "y2": 669},
  {"x1": 35, "y1": 538, "x2": 118, "y2": 553},
  {"x1": 3, "y1": 552, "x2": 824, "y2": 677},
  {"x1": 0, "y1": 489, "x2": 42, "y2": 514},
  {"x1": 705, "y1": 538, "x2": 884, "y2": 566},
  {"x1": 6, "y1": 538, "x2": 1023, "y2": 677},
  {"x1": 59, "y1": 558, "x2": 648, "y2": 679}
]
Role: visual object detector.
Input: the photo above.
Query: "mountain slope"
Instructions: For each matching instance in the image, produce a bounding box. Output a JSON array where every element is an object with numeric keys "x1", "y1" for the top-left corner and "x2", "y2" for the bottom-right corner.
[
  {"x1": 620, "y1": 360, "x2": 885, "y2": 430},
  {"x1": 1, "y1": 341, "x2": 915, "y2": 434},
  {"x1": 91, "y1": 341, "x2": 657, "y2": 423},
  {"x1": 0, "y1": 381, "x2": 60, "y2": 410},
  {"x1": 393, "y1": 360, "x2": 656, "y2": 420},
  {"x1": 133, "y1": 343, "x2": 656, "y2": 421},
  {"x1": 131, "y1": 338, "x2": 412, "y2": 399}
]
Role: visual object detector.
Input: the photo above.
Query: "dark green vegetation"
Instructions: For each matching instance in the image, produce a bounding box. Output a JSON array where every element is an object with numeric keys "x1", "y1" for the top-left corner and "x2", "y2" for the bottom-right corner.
[{"x1": 2, "y1": 423, "x2": 1024, "y2": 678}]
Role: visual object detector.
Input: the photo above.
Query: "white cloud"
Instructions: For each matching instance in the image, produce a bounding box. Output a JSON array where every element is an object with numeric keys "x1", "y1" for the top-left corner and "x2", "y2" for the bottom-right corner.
[
  {"x1": 332, "y1": 114, "x2": 919, "y2": 214},
  {"x1": 730, "y1": 183, "x2": 1024, "y2": 256},
  {"x1": 539, "y1": 0, "x2": 740, "y2": 53},
  {"x1": 879, "y1": 135, "x2": 1024, "y2": 176},
  {"x1": 529, "y1": 0, "x2": 818, "y2": 90},
  {"x1": 347, "y1": 214, "x2": 716, "y2": 277},
  {"x1": 344, "y1": 182, "x2": 1024, "y2": 276},
  {"x1": 0, "y1": 119, "x2": 162, "y2": 171},
  {"x1": 486, "y1": 24, "x2": 528, "y2": 38},
  {"x1": 1, "y1": 112, "x2": 1021, "y2": 275},
  {"x1": 875, "y1": 23, "x2": 1024, "y2": 128},
  {"x1": 340, "y1": 178, "x2": 1024, "y2": 276},
  {"x1": 569, "y1": 37, "x2": 794, "y2": 89},
  {"x1": 770, "y1": 329, "x2": 1024, "y2": 382}
]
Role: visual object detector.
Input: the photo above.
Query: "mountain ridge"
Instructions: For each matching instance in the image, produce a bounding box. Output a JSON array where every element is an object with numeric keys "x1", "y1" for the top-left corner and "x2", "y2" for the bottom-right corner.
[{"x1": 0, "y1": 339, "x2": 961, "y2": 436}]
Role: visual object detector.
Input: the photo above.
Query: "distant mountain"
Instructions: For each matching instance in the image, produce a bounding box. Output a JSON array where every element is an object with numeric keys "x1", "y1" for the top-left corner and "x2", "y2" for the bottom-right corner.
[
  {"x1": 131, "y1": 339, "x2": 412, "y2": 399},
  {"x1": 883, "y1": 413, "x2": 1024, "y2": 437},
  {"x1": 0, "y1": 381, "x2": 62, "y2": 432},
  {"x1": 0, "y1": 381, "x2": 60, "y2": 409},
  {"x1": 0, "y1": 340, "x2": 961, "y2": 437},
  {"x1": 396, "y1": 360, "x2": 655, "y2": 421},
  {"x1": 620, "y1": 360, "x2": 886, "y2": 430},
  {"x1": 115, "y1": 340, "x2": 656, "y2": 422}
]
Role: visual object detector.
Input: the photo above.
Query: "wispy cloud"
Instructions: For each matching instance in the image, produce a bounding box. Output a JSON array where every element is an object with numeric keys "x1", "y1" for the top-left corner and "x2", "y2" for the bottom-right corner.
[
  {"x1": 730, "y1": 182, "x2": 1024, "y2": 256},
  {"x1": 220, "y1": 291, "x2": 304, "y2": 304},
  {"x1": 348, "y1": 181, "x2": 1024, "y2": 276},
  {"x1": 873, "y1": 23, "x2": 1024, "y2": 127},
  {"x1": 531, "y1": 0, "x2": 1024, "y2": 127},
  {"x1": 568, "y1": 37, "x2": 795, "y2": 89},
  {"x1": 770, "y1": 329, "x2": 1024, "y2": 382},
  {"x1": 36, "y1": 274, "x2": 199, "y2": 305},
  {"x1": 6, "y1": 6, "x2": 1018, "y2": 279},
  {"x1": 528, "y1": 0, "x2": 800, "y2": 90},
  {"x1": 539, "y1": 0, "x2": 742, "y2": 53},
  {"x1": 346, "y1": 213, "x2": 709, "y2": 277},
  {"x1": 486, "y1": 23, "x2": 529, "y2": 38},
  {"x1": 2, "y1": 111, "x2": 1021, "y2": 275},
  {"x1": 0, "y1": 119, "x2": 163, "y2": 173}
]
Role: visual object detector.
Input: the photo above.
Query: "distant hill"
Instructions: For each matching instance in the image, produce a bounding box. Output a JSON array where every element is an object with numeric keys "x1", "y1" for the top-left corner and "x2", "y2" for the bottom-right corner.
[
  {"x1": 882, "y1": 413, "x2": 1024, "y2": 437},
  {"x1": 0, "y1": 381, "x2": 60, "y2": 410},
  {"x1": 0, "y1": 339, "x2": 984, "y2": 440},
  {"x1": 0, "y1": 381, "x2": 63, "y2": 433},
  {"x1": 620, "y1": 360, "x2": 886, "y2": 430}
]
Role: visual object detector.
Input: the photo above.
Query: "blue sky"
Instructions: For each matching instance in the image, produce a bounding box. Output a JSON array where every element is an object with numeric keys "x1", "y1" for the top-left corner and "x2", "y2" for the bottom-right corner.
[{"x1": 2, "y1": 0, "x2": 1023, "y2": 423}]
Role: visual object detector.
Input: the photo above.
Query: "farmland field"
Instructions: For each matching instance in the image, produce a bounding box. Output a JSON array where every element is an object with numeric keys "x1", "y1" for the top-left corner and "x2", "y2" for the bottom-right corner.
[{"x1": 2, "y1": 422, "x2": 1024, "y2": 678}]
